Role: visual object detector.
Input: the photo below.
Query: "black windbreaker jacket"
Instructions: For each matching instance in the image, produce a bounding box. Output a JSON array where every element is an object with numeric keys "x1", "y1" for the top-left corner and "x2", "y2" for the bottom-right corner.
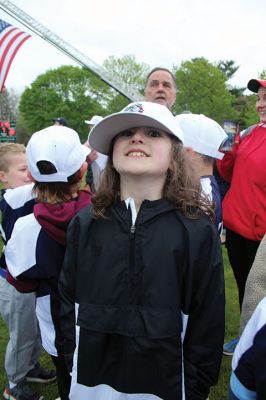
[{"x1": 59, "y1": 198, "x2": 225, "y2": 400}]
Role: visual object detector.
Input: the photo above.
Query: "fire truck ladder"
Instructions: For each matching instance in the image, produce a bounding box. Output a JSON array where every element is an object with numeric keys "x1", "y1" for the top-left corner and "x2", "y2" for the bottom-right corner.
[{"x1": 0, "y1": 0, "x2": 142, "y2": 101}]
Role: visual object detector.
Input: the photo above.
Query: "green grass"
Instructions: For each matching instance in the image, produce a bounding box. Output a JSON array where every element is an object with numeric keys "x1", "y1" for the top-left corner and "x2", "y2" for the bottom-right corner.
[
  {"x1": 209, "y1": 246, "x2": 240, "y2": 399},
  {"x1": 0, "y1": 247, "x2": 239, "y2": 399}
]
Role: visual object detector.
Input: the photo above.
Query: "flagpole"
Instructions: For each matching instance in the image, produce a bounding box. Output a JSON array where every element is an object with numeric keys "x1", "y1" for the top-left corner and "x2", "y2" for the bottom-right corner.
[{"x1": 0, "y1": 0, "x2": 142, "y2": 102}]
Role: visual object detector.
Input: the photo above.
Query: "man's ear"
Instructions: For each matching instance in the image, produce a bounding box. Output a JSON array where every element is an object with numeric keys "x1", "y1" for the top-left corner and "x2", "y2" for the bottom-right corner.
[
  {"x1": 27, "y1": 170, "x2": 36, "y2": 182},
  {"x1": 0, "y1": 170, "x2": 8, "y2": 184}
]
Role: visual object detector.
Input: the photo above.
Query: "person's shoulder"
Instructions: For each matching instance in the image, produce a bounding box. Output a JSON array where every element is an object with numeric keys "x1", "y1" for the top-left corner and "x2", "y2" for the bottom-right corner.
[
  {"x1": 66, "y1": 204, "x2": 94, "y2": 246},
  {"x1": 175, "y1": 210, "x2": 218, "y2": 245},
  {"x1": 75, "y1": 203, "x2": 93, "y2": 219},
  {"x1": 13, "y1": 213, "x2": 40, "y2": 235},
  {"x1": 69, "y1": 204, "x2": 94, "y2": 231},
  {"x1": 6, "y1": 213, "x2": 39, "y2": 251},
  {"x1": 175, "y1": 210, "x2": 212, "y2": 228},
  {"x1": 5, "y1": 213, "x2": 41, "y2": 278},
  {"x1": 3, "y1": 183, "x2": 35, "y2": 209}
]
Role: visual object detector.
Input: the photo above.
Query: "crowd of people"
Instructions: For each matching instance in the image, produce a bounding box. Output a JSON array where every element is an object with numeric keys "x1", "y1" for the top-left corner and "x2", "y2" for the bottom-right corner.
[{"x1": 0, "y1": 69, "x2": 265, "y2": 400}]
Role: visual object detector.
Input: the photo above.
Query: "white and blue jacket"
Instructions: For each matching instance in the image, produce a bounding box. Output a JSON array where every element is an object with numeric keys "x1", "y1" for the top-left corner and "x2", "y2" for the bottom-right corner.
[{"x1": 230, "y1": 296, "x2": 266, "y2": 399}]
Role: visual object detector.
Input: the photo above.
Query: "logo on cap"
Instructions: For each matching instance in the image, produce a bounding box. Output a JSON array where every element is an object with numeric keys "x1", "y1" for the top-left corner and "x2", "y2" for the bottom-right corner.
[{"x1": 123, "y1": 103, "x2": 144, "y2": 113}]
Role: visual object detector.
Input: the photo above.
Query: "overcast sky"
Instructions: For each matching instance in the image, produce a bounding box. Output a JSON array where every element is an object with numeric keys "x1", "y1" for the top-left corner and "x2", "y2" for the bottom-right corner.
[{"x1": 0, "y1": 0, "x2": 265, "y2": 94}]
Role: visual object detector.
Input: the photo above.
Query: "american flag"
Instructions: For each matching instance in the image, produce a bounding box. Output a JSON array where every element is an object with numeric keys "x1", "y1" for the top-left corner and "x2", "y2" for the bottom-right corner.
[{"x1": 0, "y1": 18, "x2": 31, "y2": 92}]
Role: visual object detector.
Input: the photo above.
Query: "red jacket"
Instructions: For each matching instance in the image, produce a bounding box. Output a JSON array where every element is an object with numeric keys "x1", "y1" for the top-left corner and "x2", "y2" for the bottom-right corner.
[{"x1": 217, "y1": 124, "x2": 266, "y2": 241}]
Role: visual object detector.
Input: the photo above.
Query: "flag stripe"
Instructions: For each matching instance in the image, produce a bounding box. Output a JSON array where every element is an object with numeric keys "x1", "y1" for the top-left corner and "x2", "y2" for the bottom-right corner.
[
  {"x1": 0, "y1": 19, "x2": 31, "y2": 91},
  {"x1": 0, "y1": 34, "x2": 31, "y2": 91},
  {"x1": 0, "y1": 30, "x2": 28, "y2": 63},
  {"x1": 0, "y1": 26, "x2": 17, "y2": 42}
]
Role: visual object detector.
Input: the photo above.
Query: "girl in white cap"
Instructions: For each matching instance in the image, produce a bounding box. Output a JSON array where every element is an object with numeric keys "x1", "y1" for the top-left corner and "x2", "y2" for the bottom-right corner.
[{"x1": 59, "y1": 102, "x2": 225, "y2": 400}]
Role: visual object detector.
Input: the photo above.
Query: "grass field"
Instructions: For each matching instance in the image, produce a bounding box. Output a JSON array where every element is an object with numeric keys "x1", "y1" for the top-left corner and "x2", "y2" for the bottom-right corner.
[{"x1": 0, "y1": 246, "x2": 239, "y2": 399}]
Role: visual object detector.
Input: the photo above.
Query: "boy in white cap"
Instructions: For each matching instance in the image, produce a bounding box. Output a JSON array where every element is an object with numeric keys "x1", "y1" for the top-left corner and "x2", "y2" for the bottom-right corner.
[
  {"x1": 175, "y1": 113, "x2": 227, "y2": 235},
  {"x1": 5, "y1": 126, "x2": 92, "y2": 400},
  {"x1": 59, "y1": 102, "x2": 225, "y2": 400}
]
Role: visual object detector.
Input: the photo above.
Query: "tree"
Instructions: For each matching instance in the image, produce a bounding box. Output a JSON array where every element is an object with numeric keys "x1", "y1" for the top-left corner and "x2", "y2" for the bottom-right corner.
[
  {"x1": 173, "y1": 58, "x2": 239, "y2": 124},
  {"x1": 0, "y1": 88, "x2": 20, "y2": 120},
  {"x1": 103, "y1": 55, "x2": 150, "y2": 95},
  {"x1": 102, "y1": 55, "x2": 150, "y2": 113},
  {"x1": 241, "y1": 95, "x2": 258, "y2": 128},
  {"x1": 15, "y1": 114, "x2": 31, "y2": 144},
  {"x1": 19, "y1": 65, "x2": 109, "y2": 141},
  {"x1": 217, "y1": 60, "x2": 239, "y2": 80},
  {"x1": 19, "y1": 57, "x2": 150, "y2": 140}
]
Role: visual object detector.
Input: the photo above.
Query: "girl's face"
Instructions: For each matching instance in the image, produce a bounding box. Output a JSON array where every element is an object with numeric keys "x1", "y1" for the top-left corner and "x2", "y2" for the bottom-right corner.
[
  {"x1": 256, "y1": 86, "x2": 266, "y2": 123},
  {"x1": 112, "y1": 127, "x2": 172, "y2": 179}
]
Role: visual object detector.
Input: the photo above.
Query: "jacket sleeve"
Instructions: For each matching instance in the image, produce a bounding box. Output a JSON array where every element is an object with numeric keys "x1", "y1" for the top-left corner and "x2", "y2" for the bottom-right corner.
[
  {"x1": 231, "y1": 298, "x2": 266, "y2": 400},
  {"x1": 1, "y1": 184, "x2": 35, "y2": 241},
  {"x1": 182, "y1": 219, "x2": 225, "y2": 399},
  {"x1": 4, "y1": 214, "x2": 41, "y2": 292},
  {"x1": 58, "y1": 215, "x2": 80, "y2": 372},
  {"x1": 6, "y1": 269, "x2": 39, "y2": 293}
]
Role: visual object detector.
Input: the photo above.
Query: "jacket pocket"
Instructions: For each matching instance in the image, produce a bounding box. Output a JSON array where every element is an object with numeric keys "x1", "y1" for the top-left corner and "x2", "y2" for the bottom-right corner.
[{"x1": 77, "y1": 303, "x2": 181, "y2": 338}]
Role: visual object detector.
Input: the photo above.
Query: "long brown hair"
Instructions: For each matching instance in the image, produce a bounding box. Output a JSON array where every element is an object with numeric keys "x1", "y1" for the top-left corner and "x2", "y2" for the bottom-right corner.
[
  {"x1": 92, "y1": 136, "x2": 213, "y2": 220},
  {"x1": 33, "y1": 161, "x2": 83, "y2": 203}
]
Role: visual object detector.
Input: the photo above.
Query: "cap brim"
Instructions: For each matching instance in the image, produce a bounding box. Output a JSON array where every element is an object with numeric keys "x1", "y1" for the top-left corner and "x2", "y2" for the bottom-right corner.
[
  {"x1": 88, "y1": 113, "x2": 179, "y2": 155},
  {"x1": 84, "y1": 120, "x2": 93, "y2": 125},
  {"x1": 247, "y1": 79, "x2": 266, "y2": 93}
]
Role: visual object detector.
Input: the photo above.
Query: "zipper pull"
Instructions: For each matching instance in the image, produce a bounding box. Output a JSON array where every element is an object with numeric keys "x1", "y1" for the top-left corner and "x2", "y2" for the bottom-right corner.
[{"x1": 130, "y1": 225, "x2": 136, "y2": 233}]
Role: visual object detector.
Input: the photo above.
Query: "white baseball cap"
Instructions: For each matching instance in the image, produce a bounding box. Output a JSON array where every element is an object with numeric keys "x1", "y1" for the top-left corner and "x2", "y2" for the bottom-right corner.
[
  {"x1": 175, "y1": 113, "x2": 227, "y2": 160},
  {"x1": 84, "y1": 115, "x2": 103, "y2": 126},
  {"x1": 88, "y1": 102, "x2": 184, "y2": 155},
  {"x1": 26, "y1": 126, "x2": 90, "y2": 182}
]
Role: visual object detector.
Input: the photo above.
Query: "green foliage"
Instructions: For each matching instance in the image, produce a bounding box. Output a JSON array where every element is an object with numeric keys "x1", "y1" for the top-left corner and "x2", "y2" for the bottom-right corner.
[
  {"x1": 173, "y1": 58, "x2": 239, "y2": 124},
  {"x1": 259, "y1": 70, "x2": 266, "y2": 80},
  {"x1": 15, "y1": 114, "x2": 31, "y2": 145},
  {"x1": 18, "y1": 56, "x2": 150, "y2": 140},
  {"x1": 103, "y1": 54, "x2": 149, "y2": 94},
  {"x1": 17, "y1": 55, "x2": 266, "y2": 140},
  {"x1": 105, "y1": 93, "x2": 129, "y2": 114},
  {"x1": 102, "y1": 54, "x2": 150, "y2": 112},
  {"x1": 239, "y1": 95, "x2": 258, "y2": 128},
  {"x1": 217, "y1": 60, "x2": 239, "y2": 80},
  {"x1": 19, "y1": 66, "x2": 108, "y2": 142}
]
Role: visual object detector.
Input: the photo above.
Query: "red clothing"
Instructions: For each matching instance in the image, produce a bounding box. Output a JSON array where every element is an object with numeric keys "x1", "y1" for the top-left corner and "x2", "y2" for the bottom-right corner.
[{"x1": 217, "y1": 124, "x2": 266, "y2": 241}]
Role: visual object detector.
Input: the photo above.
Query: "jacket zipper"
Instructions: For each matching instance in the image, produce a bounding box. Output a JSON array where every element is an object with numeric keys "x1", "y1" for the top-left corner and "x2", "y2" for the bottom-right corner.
[{"x1": 129, "y1": 223, "x2": 136, "y2": 293}]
